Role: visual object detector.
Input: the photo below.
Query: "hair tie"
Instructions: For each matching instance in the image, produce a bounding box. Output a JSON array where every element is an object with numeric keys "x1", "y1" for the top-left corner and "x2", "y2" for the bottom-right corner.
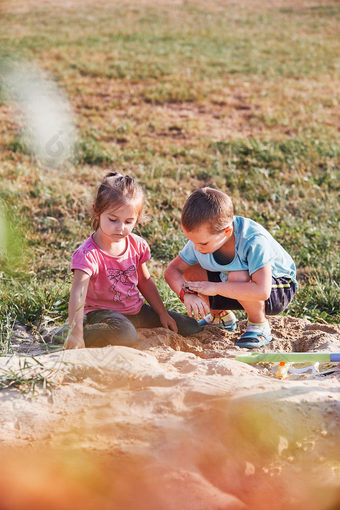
[{"x1": 105, "y1": 172, "x2": 123, "y2": 179}]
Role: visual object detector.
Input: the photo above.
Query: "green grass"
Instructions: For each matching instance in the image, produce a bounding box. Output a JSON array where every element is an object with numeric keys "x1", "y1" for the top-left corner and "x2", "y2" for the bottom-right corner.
[
  {"x1": 0, "y1": 313, "x2": 15, "y2": 355},
  {"x1": 77, "y1": 138, "x2": 113, "y2": 165},
  {"x1": 0, "y1": 0, "x2": 339, "y2": 340},
  {"x1": 0, "y1": 355, "x2": 65, "y2": 397},
  {"x1": 2, "y1": 3, "x2": 339, "y2": 80}
]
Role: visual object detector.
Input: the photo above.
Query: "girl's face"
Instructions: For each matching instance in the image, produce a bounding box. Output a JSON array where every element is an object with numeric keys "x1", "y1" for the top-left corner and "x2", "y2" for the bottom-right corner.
[{"x1": 97, "y1": 202, "x2": 138, "y2": 240}]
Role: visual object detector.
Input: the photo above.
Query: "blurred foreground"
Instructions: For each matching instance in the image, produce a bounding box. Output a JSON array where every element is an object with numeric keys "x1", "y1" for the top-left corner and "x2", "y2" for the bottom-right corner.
[{"x1": 1, "y1": 319, "x2": 339, "y2": 510}]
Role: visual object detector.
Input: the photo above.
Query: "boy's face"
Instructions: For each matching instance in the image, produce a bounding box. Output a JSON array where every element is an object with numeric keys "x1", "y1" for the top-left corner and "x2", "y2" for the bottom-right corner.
[{"x1": 182, "y1": 222, "x2": 231, "y2": 254}]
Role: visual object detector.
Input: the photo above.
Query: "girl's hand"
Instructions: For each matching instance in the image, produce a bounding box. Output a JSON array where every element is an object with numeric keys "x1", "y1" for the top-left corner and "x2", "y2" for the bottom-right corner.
[
  {"x1": 183, "y1": 293, "x2": 210, "y2": 321},
  {"x1": 185, "y1": 281, "x2": 218, "y2": 296},
  {"x1": 65, "y1": 334, "x2": 85, "y2": 350},
  {"x1": 159, "y1": 312, "x2": 178, "y2": 333}
]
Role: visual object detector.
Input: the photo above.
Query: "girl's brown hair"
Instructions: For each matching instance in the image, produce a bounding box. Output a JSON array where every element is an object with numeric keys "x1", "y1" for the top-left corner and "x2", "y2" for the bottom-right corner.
[
  {"x1": 92, "y1": 172, "x2": 145, "y2": 230},
  {"x1": 181, "y1": 187, "x2": 233, "y2": 233}
]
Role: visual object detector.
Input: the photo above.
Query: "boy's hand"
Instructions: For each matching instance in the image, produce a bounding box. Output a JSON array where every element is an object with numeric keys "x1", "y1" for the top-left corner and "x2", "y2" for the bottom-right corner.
[
  {"x1": 183, "y1": 293, "x2": 210, "y2": 321},
  {"x1": 185, "y1": 281, "x2": 218, "y2": 296},
  {"x1": 65, "y1": 333, "x2": 85, "y2": 350},
  {"x1": 159, "y1": 312, "x2": 178, "y2": 333}
]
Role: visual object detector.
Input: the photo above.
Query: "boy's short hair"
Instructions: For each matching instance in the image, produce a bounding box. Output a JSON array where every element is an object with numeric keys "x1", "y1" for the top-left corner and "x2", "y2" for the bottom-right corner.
[{"x1": 181, "y1": 187, "x2": 233, "y2": 233}]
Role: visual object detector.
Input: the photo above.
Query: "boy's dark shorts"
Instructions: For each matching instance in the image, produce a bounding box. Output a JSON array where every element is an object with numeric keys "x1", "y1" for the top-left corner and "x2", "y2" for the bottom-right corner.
[{"x1": 207, "y1": 271, "x2": 296, "y2": 315}]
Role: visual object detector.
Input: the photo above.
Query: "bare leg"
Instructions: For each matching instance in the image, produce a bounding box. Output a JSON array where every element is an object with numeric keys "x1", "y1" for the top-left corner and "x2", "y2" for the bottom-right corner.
[
  {"x1": 228, "y1": 271, "x2": 272, "y2": 347},
  {"x1": 227, "y1": 271, "x2": 267, "y2": 323},
  {"x1": 183, "y1": 267, "x2": 267, "y2": 323}
]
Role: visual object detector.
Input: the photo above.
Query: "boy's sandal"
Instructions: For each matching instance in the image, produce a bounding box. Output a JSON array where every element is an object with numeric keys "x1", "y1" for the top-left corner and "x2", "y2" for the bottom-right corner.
[
  {"x1": 219, "y1": 319, "x2": 237, "y2": 331},
  {"x1": 198, "y1": 315, "x2": 237, "y2": 331},
  {"x1": 198, "y1": 311, "x2": 238, "y2": 331},
  {"x1": 236, "y1": 330, "x2": 273, "y2": 349}
]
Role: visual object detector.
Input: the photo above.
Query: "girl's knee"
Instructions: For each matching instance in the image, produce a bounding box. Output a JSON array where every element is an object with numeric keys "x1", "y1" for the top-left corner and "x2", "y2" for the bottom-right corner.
[
  {"x1": 169, "y1": 311, "x2": 202, "y2": 337},
  {"x1": 181, "y1": 318, "x2": 202, "y2": 336},
  {"x1": 84, "y1": 313, "x2": 138, "y2": 347},
  {"x1": 116, "y1": 321, "x2": 138, "y2": 346}
]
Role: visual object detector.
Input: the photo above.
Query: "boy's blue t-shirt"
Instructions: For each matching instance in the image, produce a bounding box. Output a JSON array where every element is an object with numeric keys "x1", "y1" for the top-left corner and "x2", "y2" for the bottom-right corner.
[{"x1": 179, "y1": 216, "x2": 297, "y2": 284}]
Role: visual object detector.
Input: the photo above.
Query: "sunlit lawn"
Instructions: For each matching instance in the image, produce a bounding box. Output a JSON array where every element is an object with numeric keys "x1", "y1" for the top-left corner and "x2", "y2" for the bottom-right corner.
[{"x1": 0, "y1": 0, "x2": 339, "y2": 337}]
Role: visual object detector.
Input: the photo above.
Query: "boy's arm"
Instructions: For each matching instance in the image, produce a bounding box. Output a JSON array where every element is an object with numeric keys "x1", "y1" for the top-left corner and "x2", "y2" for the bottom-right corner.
[
  {"x1": 164, "y1": 256, "x2": 210, "y2": 319},
  {"x1": 164, "y1": 255, "x2": 193, "y2": 296},
  {"x1": 65, "y1": 269, "x2": 90, "y2": 349},
  {"x1": 137, "y1": 263, "x2": 178, "y2": 332},
  {"x1": 187, "y1": 264, "x2": 272, "y2": 301}
]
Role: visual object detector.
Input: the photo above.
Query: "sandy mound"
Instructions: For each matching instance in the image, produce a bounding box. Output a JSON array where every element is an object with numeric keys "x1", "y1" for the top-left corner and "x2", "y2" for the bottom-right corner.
[{"x1": 0, "y1": 316, "x2": 339, "y2": 510}]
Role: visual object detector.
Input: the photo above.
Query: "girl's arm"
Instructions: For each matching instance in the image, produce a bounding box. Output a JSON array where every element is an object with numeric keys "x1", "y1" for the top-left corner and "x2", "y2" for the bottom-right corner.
[
  {"x1": 65, "y1": 269, "x2": 91, "y2": 349},
  {"x1": 137, "y1": 263, "x2": 178, "y2": 332},
  {"x1": 187, "y1": 264, "x2": 272, "y2": 301}
]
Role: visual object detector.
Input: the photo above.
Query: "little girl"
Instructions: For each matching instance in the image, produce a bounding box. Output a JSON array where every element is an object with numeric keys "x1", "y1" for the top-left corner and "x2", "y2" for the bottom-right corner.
[{"x1": 65, "y1": 172, "x2": 201, "y2": 349}]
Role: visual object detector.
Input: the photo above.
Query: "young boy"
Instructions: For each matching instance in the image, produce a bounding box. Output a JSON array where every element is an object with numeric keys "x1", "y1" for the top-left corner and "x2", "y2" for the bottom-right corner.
[{"x1": 164, "y1": 187, "x2": 297, "y2": 348}]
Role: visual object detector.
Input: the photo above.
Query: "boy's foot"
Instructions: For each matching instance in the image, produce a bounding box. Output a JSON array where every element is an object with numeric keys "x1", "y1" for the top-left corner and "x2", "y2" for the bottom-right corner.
[
  {"x1": 236, "y1": 321, "x2": 272, "y2": 348},
  {"x1": 198, "y1": 311, "x2": 237, "y2": 331}
]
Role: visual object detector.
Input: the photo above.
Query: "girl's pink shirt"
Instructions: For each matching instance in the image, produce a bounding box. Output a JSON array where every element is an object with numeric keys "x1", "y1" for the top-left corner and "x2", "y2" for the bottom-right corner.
[{"x1": 71, "y1": 233, "x2": 151, "y2": 315}]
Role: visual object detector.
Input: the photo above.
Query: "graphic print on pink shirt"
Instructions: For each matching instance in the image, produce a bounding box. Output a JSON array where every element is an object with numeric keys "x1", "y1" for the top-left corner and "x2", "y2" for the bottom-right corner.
[
  {"x1": 71, "y1": 233, "x2": 151, "y2": 315},
  {"x1": 107, "y1": 266, "x2": 136, "y2": 302}
]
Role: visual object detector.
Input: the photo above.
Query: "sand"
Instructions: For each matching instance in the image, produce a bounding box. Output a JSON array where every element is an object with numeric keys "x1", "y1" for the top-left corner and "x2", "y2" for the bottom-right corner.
[{"x1": 0, "y1": 316, "x2": 339, "y2": 510}]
